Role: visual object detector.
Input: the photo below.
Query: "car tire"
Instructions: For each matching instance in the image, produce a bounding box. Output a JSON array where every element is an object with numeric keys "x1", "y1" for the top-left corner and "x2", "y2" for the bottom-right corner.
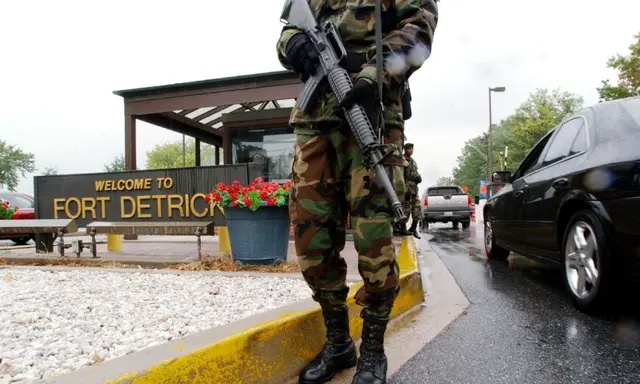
[
  {"x1": 422, "y1": 221, "x2": 429, "y2": 231},
  {"x1": 452, "y1": 220, "x2": 459, "y2": 229},
  {"x1": 461, "y1": 221, "x2": 470, "y2": 230},
  {"x1": 562, "y1": 209, "x2": 615, "y2": 314},
  {"x1": 484, "y1": 218, "x2": 509, "y2": 260}
]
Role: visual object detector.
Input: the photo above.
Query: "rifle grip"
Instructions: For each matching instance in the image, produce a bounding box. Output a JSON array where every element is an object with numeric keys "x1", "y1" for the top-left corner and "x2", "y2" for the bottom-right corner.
[{"x1": 297, "y1": 74, "x2": 322, "y2": 113}]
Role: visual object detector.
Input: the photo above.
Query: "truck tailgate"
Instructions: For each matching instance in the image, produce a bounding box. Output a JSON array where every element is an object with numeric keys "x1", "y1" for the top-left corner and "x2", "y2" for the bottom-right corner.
[{"x1": 427, "y1": 195, "x2": 469, "y2": 212}]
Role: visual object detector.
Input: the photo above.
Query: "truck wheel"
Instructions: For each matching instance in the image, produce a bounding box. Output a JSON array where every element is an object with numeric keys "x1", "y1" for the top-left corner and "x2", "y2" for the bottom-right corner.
[
  {"x1": 452, "y1": 220, "x2": 459, "y2": 229},
  {"x1": 484, "y1": 219, "x2": 509, "y2": 260},
  {"x1": 462, "y1": 221, "x2": 470, "y2": 230},
  {"x1": 422, "y1": 221, "x2": 429, "y2": 231}
]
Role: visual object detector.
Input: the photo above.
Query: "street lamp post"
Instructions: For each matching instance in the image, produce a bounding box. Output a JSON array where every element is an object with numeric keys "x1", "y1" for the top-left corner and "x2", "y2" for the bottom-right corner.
[{"x1": 487, "y1": 86, "x2": 506, "y2": 182}]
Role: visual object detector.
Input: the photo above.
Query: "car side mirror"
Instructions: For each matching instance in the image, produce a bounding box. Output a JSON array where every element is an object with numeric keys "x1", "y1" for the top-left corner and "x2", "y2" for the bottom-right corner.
[
  {"x1": 474, "y1": 196, "x2": 480, "y2": 204},
  {"x1": 491, "y1": 171, "x2": 512, "y2": 184}
]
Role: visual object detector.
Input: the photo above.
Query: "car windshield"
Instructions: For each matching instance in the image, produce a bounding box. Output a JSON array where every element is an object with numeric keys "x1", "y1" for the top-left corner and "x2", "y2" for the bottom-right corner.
[
  {"x1": 428, "y1": 187, "x2": 460, "y2": 195},
  {"x1": 0, "y1": 193, "x2": 34, "y2": 209}
]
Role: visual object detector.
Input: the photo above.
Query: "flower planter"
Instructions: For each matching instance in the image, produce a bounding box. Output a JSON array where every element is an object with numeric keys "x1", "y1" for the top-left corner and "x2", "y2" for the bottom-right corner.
[
  {"x1": 225, "y1": 203, "x2": 290, "y2": 265},
  {"x1": 205, "y1": 177, "x2": 292, "y2": 266}
]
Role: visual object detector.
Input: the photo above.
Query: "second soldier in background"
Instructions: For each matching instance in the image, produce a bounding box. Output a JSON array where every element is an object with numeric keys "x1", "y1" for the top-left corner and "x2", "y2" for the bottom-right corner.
[{"x1": 401, "y1": 142, "x2": 423, "y2": 239}]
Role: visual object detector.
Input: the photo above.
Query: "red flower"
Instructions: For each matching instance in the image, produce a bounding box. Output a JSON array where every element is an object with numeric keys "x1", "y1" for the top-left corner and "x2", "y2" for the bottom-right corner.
[{"x1": 206, "y1": 177, "x2": 292, "y2": 210}]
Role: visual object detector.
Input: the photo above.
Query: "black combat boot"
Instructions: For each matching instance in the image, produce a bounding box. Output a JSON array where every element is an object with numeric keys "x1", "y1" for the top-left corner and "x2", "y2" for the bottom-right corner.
[
  {"x1": 299, "y1": 305, "x2": 357, "y2": 384},
  {"x1": 392, "y1": 223, "x2": 402, "y2": 236},
  {"x1": 393, "y1": 222, "x2": 410, "y2": 237},
  {"x1": 351, "y1": 310, "x2": 390, "y2": 384},
  {"x1": 408, "y1": 221, "x2": 421, "y2": 239}
]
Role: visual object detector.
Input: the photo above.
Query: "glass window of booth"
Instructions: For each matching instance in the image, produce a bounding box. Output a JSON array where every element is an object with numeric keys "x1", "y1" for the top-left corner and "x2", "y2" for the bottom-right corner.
[{"x1": 230, "y1": 126, "x2": 295, "y2": 182}]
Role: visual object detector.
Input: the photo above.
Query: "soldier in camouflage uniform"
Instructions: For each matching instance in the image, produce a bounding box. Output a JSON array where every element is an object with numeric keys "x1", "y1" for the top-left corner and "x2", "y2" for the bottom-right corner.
[
  {"x1": 402, "y1": 143, "x2": 422, "y2": 239},
  {"x1": 276, "y1": 1, "x2": 438, "y2": 383}
]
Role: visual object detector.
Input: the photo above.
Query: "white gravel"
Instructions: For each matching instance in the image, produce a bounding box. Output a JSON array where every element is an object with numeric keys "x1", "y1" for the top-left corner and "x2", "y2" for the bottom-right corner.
[{"x1": 0, "y1": 268, "x2": 310, "y2": 383}]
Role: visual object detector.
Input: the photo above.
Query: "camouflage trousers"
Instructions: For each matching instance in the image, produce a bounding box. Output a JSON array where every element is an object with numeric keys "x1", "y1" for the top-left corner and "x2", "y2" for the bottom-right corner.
[
  {"x1": 289, "y1": 121, "x2": 406, "y2": 315},
  {"x1": 403, "y1": 190, "x2": 423, "y2": 222}
]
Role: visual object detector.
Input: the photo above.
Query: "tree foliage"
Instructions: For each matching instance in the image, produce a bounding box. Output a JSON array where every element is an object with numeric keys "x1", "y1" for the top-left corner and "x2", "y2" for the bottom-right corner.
[
  {"x1": 104, "y1": 154, "x2": 126, "y2": 172},
  {"x1": 42, "y1": 166, "x2": 58, "y2": 175},
  {"x1": 145, "y1": 137, "x2": 220, "y2": 170},
  {"x1": 504, "y1": 89, "x2": 583, "y2": 166},
  {"x1": 597, "y1": 32, "x2": 640, "y2": 102},
  {"x1": 452, "y1": 89, "x2": 583, "y2": 197},
  {"x1": 0, "y1": 140, "x2": 36, "y2": 191},
  {"x1": 434, "y1": 176, "x2": 454, "y2": 186},
  {"x1": 452, "y1": 133, "x2": 489, "y2": 198}
]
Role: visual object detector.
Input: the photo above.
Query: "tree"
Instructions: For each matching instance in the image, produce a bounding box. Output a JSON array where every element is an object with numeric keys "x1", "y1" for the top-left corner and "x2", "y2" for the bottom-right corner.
[
  {"x1": 42, "y1": 166, "x2": 58, "y2": 175},
  {"x1": 597, "y1": 32, "x2": 640, "y2": 102},
  {"x1": 145, "y1": 138, "x2": 219, "y2": 169},
  {"x1": 435, "y1": 176, "x2": 455, "y2": 186},
  {"x1": 503, "y1": 88, "x2": 583, "y2": 167},
  {"x1": 452, "y1": 133, "x2": 488, "y2": 198},
  {"x1": 0, "y1": 140, "x2": 36, "y2": 191},
  {"x1": 104, "y1": 154, "x2": 126, "y2": 172},
  {"x1": 452, "y1": 88, "x2": 583, "y2": 197}
]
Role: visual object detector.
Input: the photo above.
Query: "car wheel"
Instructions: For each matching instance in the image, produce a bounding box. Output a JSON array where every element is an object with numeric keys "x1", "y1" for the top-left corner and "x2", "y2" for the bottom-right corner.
[
  {"x1": 10, "y1": 236, "x2": 32, "y2": 246},
  {"x1": 461, "y1": 221, "x2": 470, "y2": 230},
  {"x1": 484, "y1": 219, "x2": 509, "y2": 260},
  {"x1": 452, "y1": 220, "x2": 459, "y2": 229},
  {"x1": 562, "y1": 210, "x2": 614, "y2": 314},
  {"x1": 422, "y1": 221, "x2": 429, "y2": 231}
]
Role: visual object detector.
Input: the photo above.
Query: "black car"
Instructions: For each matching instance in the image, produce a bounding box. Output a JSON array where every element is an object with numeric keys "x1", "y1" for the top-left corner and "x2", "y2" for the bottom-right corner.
[{"x1": 483, "y1": 96, "x2": 640, "y2": 314}]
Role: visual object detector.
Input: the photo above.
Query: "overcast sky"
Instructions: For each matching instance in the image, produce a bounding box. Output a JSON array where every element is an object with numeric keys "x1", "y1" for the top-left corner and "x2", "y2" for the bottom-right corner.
[{"x1": 1, "y1": 0, "x2": 639, "y2": 198}]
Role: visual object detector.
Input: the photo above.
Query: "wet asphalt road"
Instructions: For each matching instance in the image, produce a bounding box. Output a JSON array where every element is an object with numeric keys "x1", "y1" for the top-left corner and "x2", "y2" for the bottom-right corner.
[{"x1": 390, "y1": 223, "x2": 640, "y2": 384}]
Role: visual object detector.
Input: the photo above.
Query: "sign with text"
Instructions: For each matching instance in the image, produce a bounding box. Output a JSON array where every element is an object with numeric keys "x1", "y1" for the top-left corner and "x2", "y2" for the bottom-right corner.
[{"x1": 34, "y1": 164, "x2": 262, "y2": 227}]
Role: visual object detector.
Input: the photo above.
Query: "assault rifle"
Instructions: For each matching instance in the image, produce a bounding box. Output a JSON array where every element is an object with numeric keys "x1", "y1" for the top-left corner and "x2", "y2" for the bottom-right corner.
[{"x1": 279, "y1": 0, "x2": 407, "y2": 224}]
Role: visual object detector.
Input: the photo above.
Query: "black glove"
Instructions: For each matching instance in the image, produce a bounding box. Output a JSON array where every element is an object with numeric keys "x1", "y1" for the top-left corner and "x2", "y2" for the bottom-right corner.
[
  {"x1": 284, "y1": 33, "x2": 319, "y2": 81},
  {"x1": 415, "y1": 175, "x2": 422, "y2": 184},
  {"x1": 338, "y1": 79, "x2": 379, "y2": 127}
]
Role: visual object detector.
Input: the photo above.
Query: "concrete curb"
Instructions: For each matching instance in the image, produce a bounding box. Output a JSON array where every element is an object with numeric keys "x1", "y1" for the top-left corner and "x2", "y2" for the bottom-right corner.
[
  {"x1": 0, "y1": 257, "x2": 184, "y2": 269},
  {"x1": 43, "y1": 238, "x2": 424, "y2": 384}
]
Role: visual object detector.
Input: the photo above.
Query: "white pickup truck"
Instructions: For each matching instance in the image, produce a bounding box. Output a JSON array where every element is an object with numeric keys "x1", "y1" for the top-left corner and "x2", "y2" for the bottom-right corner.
[{"x1": 421, "y1": 186, "x2": 472, "y2": 230}]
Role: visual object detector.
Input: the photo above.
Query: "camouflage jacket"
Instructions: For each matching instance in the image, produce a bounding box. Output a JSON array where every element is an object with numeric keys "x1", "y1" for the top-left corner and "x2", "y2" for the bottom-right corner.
[
  {"x1": 404, "y1": 155, "x2": 420, "y2": 192},
  {"x1": 276, "y1": 0, "x2": 439, "y2": 130}
]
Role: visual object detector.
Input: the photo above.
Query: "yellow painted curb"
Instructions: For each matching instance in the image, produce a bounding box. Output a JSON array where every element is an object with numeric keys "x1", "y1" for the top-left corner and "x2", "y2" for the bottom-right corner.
[
  {"x1": 397, "y1": 236, "x2": 418, "y2": 274},
  {"x1": 106, "y1": 271, "x2": 423, "y2": 384}
]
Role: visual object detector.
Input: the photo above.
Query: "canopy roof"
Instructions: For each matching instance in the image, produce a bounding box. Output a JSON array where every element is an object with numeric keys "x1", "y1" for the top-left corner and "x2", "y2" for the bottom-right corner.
[{"x1": 113, "y1": 70, "x2": 302, "y2": 146}]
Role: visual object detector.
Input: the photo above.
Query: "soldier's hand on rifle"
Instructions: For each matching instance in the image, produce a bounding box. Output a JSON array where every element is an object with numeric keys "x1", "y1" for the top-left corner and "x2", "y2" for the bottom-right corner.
[
  {"x1": 415, "y1": 175, "x2": 422, "y2": 184},
  {"x1": 338, "y1": 78, "x2": 379, "y2": 127},
  {"x1": 284, "y1": 32, "x2": 320, "y2": 81}
]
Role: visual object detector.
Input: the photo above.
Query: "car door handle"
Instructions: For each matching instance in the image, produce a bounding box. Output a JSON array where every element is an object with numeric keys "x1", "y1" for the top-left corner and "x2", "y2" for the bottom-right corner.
[
  {"x1": 514, "y1": 189, "x2": 524, "y2": 198},
  {"x1": 552, "y1": 178, "x2": 569, "y2": 189}
]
